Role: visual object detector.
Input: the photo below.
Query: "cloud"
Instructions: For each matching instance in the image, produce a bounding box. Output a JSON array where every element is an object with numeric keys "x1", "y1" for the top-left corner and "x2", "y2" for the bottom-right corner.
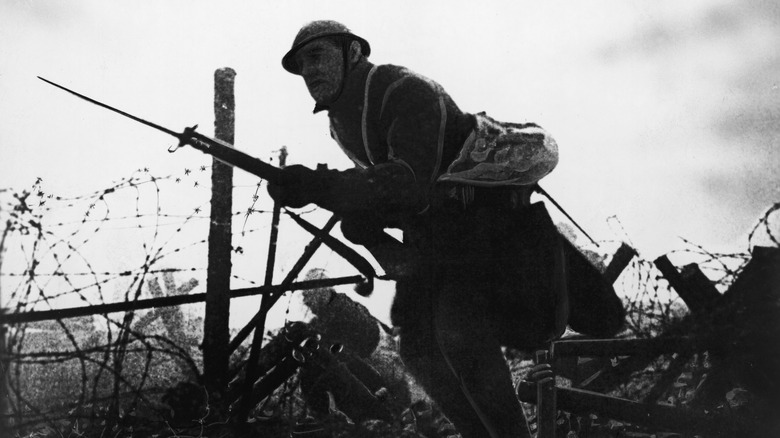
[
  {"x1": 715, "y1": 53, "x2": 780, "y2": 150},
  {"x1": 1, "y1": 0, "x2": 84, "y2": 29},
  {"x1": 590, "y1": 1, "x2": 780, "y2": 247},
  {"x1": 597, "y1": 2, "x2": 771, "y2": 60}
]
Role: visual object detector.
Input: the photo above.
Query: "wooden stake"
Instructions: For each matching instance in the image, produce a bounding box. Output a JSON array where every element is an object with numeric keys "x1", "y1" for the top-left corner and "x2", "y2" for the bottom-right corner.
[
  {"x1": 203, "y1": 68, "x2": 236, "y2": 399},
  {"x1": 535, "y1": 350, "x2": 557, "y2": 438}
]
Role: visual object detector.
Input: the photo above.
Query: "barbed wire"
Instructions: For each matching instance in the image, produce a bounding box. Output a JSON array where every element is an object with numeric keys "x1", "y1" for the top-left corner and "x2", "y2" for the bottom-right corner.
[
  {"x1": 1, "y1": 166, "x2": 777, "y2": 435},
  {"x1": 0, "y1": 165, "x2": 293, "y2": 435},
  {"x1": 616, "y1": 201, "x2": 778, "y2": 337}
]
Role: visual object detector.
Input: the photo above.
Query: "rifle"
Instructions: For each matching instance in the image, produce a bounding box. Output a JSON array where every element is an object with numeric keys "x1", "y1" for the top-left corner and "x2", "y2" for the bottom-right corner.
[
  {"x1": 37, "y1": 76, "x2": 598, "y2": 279},
  {"x1": 37, "y1": 76, "x2": 400, "y2": 287}
]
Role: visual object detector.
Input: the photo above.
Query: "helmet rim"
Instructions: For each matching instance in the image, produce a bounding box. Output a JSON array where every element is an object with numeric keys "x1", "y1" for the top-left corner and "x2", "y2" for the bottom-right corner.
[{"x1": 282, "y1": 21, "x2": 371, "y2": 75}]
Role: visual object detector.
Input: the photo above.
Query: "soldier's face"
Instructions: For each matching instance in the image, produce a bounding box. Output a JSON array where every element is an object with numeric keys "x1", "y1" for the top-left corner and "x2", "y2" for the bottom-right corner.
[{"x1": 295, "y1": 39, "x2": 344, "y2": 104}]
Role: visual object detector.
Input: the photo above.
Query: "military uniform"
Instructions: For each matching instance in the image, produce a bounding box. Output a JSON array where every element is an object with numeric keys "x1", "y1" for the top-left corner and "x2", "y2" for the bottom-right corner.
[{"x1": 276, "y1": 21, "x2": 624, "y2": 438}]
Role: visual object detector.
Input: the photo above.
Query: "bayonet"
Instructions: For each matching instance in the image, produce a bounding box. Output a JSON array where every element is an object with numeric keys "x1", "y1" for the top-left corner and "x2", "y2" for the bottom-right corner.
[{"x1": 37, "y1": 76, "x2": 286, "y2": 184}]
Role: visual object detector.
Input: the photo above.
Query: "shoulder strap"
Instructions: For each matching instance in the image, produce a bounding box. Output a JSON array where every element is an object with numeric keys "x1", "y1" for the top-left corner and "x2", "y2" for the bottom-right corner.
[{"x1": 361, "y1": 65, "x2": 380, "y2": 165}]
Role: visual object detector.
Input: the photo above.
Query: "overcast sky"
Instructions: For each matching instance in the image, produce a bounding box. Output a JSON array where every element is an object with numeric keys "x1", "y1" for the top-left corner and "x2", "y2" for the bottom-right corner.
[{"x1": 1, "y1": 1, "x2": 778, "y2": 324}]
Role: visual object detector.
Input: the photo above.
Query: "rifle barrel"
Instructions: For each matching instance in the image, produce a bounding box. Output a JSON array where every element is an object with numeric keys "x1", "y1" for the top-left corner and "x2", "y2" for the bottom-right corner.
[{"x1": 185, "y1": 132, "x2": 285, "y2": 183}]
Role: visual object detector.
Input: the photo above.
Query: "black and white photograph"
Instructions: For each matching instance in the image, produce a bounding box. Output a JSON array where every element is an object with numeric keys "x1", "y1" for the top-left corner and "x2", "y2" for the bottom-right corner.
[{"x1": 1, "y1": 1, "x2": 778, "y2": 437}]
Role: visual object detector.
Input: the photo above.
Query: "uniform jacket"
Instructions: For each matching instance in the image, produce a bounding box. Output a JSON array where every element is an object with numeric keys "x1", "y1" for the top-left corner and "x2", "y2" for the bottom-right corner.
[{"x1": 316, "y1": 58, "x2": 476, "y2": 219}]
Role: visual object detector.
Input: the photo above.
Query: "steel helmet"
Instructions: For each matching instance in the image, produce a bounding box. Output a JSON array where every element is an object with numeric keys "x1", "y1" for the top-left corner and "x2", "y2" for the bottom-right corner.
[{"x1": 282, "y1": 20, "x2": 371, "y2": 75}]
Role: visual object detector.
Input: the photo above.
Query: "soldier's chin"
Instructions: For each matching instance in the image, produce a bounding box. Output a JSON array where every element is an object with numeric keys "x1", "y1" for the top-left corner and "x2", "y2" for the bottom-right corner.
[{"x1": 309, "y1": 87, "x2": 337, "y2": 104}]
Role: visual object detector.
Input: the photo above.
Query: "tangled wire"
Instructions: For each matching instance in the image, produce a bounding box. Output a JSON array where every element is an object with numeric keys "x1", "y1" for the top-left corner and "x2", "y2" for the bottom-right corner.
[
  {"x1": 0, "y1": 167, "x2": 289, "y2": 435},
  {"x1": 1, "y1": 167, "x2": 777, "y2": 436}
]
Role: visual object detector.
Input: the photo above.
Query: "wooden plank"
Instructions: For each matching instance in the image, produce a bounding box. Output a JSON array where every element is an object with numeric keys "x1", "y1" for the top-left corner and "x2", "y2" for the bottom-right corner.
[
  {"x1": 654, "y1": 255, "x2": 719, "y2": 313},
  {"x1": 226, "y1": 216, "x2": 342, "y2": 353},
  {"x1": 555, "y1": 386, "x2": 740, "y2": 436},
  {"x1": 551, "y1": 336, "x2": 699, "y2": 359},
  {"x1": 680, "y1": 263, "x2": 721, "y2": 311},
  {"x1": 0, "y1": 276, "x2": 363, "y2": 325},
  {"x1": 603, "y1": 242, "x2": 637, "y2": 284}
]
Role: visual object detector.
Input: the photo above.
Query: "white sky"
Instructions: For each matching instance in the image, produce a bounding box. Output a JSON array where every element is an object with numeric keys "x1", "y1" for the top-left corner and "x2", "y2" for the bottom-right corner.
[{"x1": 1, "y1": 1, "x2": 778, "y2": 326}]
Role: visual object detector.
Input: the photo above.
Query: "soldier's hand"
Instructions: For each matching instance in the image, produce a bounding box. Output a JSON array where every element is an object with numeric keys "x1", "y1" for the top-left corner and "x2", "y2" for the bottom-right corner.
[
  {"x1": 515, "y1": 363, "x2": 554, "y2": 402},
  {"x1": 267, "y1": 165, "x2": 319, "y2": 208}
]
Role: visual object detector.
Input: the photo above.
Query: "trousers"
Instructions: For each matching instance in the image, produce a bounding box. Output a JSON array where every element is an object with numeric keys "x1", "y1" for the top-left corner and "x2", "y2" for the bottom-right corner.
[{"x1": 391, "y1": 199, "x2": 624, "y2": 437}]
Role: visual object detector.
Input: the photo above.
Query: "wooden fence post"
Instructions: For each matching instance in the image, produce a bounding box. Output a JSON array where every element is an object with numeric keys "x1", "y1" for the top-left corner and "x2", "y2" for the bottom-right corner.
[
  {"x1": 603, "y1": 242, "x2": 637, "y2": 284},
  {"x1": 654, "y1": 255, "x2": 720, "y2": 313},
  {"x1": 0, "y1": 309, "x2": 8, "y2": 432},
  {"x1": 203, "y1": 68, "x2": 236, "y2": 400},
  {"x1": 235, "y1": 148, "x2": 286, "y2": 420},
  {"x1": 0, "y1": 224, "x2": 10, "y2": 429},
  {"x1": 535, "y1": 350, "x2": 556, "y2": 438}
]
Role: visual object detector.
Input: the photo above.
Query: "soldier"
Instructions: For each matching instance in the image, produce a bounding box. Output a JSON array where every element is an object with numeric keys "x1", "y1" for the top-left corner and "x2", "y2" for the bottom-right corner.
[{"x1": 269, "y1": 20, "x2": 624, "y2": 437}]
